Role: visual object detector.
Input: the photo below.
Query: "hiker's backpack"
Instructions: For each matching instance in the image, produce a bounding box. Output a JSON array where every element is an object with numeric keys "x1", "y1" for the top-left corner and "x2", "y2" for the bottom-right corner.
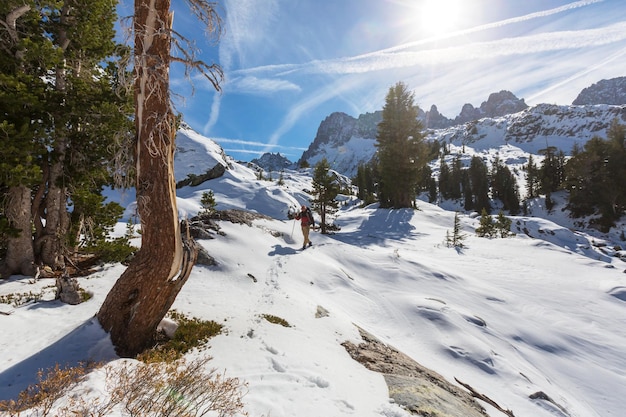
[{"x1": 305, "y1": 207, "x2": 315, "y2": 226}]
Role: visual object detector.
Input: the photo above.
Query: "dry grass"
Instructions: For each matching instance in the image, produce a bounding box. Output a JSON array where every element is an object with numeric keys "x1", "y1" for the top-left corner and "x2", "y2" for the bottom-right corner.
[{"x1": 0, "y1": 357, "x2": 247, "y2": 417}]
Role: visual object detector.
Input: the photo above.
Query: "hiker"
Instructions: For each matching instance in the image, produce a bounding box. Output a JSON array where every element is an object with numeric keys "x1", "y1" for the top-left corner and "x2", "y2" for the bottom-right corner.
[{"x1": 294, "y1": 205, "x2": 314, "y2": 249}]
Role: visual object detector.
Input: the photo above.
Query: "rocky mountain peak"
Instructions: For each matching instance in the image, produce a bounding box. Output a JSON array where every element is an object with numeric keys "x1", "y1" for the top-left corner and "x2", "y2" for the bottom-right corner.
[
  {"x1": 572, "y1": 76, "x2": 626, "y2": 105},
  {"x1": 481, "y1": 90, "x2": 529, "y2": 117},
  {"x1": 249, "y1": 152, "x2": 293, "y2": 172},
  {"x1": 424, "y1": 105, "x2": 450, "y2": 129},
  {"x1": 451, "y1": 90, "x2": 527, "y2": 125},
  {"x1": 296, "y1": 111, "x2": 382, "y2": 175}
]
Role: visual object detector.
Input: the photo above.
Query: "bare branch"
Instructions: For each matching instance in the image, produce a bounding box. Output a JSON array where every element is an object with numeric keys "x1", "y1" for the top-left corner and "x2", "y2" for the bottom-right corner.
[
  {"x1": 455, "y1": 378, "x2": 516, "y2": 417},
  {"x1": 170, "y1": 1, "x2": 224, "y2": 94},
  {"x1": 183, "y1": 0, "x2": 224, "y2": 41}
]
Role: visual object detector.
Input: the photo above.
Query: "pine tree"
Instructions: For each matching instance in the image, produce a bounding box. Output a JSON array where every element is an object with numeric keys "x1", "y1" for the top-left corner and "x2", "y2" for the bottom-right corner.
[
  {"x1": 375, "y1": 82, "x2": 426, "y2": 208},
  {"x1": 475, "y1": 208, "x2": 495, "y2": 238},
  {"x1": 200, "y1": 190, "x2": 217, "y2": 214},
  {"x1": 311, "y1": 158, "x2": 339, "y2": 234},
  {"x1": 462, "y1": 170, "x2": 473, "y2": 211},
  {"x1": 438, "y1": 156, "x2": 452, "y2": 199},
  {"x1": 355, "y1": 163, "x2": 376, "y2": 204},
  {"x1": 495, "y1": 211, "x2": 513, "y2": 238},
  {"x1": 449, "y1": 154, "x2": 463, "y2": 200},
  {"x1": 468, "y1": 156, "x2": 490, "y2": 213},
  {"x1": 1, "y1": 1, "x2": 133, "y2": 277},
  {"x1": 525, "y1": 154, "x2": 539, "y2": 198},
  {"x1": 491, "y1": 157, "x2": 520, "y2": 214},
  {"x1": 564, "y1": 121, "x2": 626, "y2": 231},
  {"x1": 448, "y1": 212, "x2": 466, "y2": 248}
]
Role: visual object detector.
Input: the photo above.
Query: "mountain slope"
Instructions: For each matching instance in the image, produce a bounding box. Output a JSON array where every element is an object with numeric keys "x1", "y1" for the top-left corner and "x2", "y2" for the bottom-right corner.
[
  {"x1": 1, "y1": 128, "x2": 625, "y2": 417},
  {"x1": 298, "y1": 103, "x2": 626, "y2": 178}
]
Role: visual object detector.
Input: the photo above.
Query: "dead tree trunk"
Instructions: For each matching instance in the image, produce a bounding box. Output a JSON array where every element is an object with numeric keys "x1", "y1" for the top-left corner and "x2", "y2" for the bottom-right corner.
[{"x1": 97, "y1": 0, "x2": 198, "y2": 357}]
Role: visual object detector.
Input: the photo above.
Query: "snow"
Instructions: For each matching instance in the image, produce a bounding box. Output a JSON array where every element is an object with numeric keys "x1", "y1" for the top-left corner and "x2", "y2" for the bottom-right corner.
[{"x1": 1, "y1": 131, "x2": 626, "y2": 417}]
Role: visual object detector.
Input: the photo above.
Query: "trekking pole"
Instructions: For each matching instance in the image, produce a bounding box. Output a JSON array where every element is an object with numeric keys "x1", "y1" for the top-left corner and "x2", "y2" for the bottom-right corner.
[{"x1": 291, "y1": 218, "x2": 296, "y2": 238}]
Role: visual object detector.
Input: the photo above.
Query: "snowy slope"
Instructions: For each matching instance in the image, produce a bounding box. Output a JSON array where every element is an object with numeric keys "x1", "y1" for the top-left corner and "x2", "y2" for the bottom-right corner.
[{"x1": 1, "y1": 130, "x2": 625, "y2": 417}]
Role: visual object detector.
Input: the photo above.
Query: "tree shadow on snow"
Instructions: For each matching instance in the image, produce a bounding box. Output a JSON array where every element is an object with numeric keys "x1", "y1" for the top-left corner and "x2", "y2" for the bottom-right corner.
[
  {"x1": 332, "y1": 208, "x2": 425, "y2": 247},
  {"x1": 0, "y1": 317, "x2": 117, "y2": 401}
]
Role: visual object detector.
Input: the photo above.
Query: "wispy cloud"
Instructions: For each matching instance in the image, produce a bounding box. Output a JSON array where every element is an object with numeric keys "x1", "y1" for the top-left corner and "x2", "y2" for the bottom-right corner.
[
  {"x1": 265, "y1": 77, "x2": 366, "y2": 150},
  {"x1": 202, "y1": 94, "x2": 222, "y2": 134},
  {"x1": 233, "y1": 0, "x2": 619, "y2": 79},
  {"x1": 220, "y1": 0, "x2": 280, "y2": 70},
  {"x1": 372, "y1": 0, "x2": 606, "y2": 55},
  {"x1": 215, "y1": 137, "x2": 308, "y2": 152},
  {"x1": 236, "y1": 21, "x2": 626, "y2": 78},
  {"x1": 226, "y1": 76, "x2": 301, "y2": 96}
]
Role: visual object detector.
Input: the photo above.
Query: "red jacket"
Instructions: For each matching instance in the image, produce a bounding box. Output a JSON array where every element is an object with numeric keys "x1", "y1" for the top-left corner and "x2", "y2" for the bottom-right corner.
[{"x1": 295, "y1": 208, "x2": 314, "y2": 226}]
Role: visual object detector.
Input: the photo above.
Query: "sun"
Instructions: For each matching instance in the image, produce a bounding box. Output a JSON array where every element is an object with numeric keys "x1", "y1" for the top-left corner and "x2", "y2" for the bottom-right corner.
[{"x1": 416, "y1": 0, "x2": 465, "y2": 38}]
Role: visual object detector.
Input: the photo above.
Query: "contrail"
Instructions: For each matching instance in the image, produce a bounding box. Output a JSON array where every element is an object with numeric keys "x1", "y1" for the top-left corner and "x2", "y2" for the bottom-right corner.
[
  {"x1": 234, "y1": 0, "x2": 605, "y2": 77},
  {"x1": 367, "y1": 0, "x2": 606, "y2": 55}
]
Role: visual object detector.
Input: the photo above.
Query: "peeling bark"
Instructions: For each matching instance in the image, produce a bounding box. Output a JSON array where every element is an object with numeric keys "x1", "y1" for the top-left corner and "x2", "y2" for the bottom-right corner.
[{"x1": 97, "y1": 0, "x2": 198, "y2": 357}]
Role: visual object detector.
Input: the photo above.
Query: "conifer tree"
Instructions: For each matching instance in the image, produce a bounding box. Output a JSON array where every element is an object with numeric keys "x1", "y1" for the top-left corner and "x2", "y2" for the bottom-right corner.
[
  {"x1": 475, "y1": 208, "x2": 495, "y2": 238},
  {"x1": 200, "y1": 190, "x2": 217, "y2": 214},
  {"x1": 355, "y1": 163, "x2": 376, "y2": 204},
  {"x1": 495, "y1": 211, "x2": 513, "y2": 238},
  {"x1": 311, "y1": 158, "x2": 339, "y2": 234},
  {"x1": 491, "y1": 157, "x2": 520, "y2": 214},
  {"x1": 0, "y1": 2, "x2": 48, "y2": 276},
  {"x1": 417, "y1": 165, "x2": 437, "y2": 203},
  {"x1": 538, "y1": 146, "x2": 566, "y2": 211},
  {"x1": 525, "y1": 154, "x2": 539, "y2": 198},
  {"x1": 564, "y1": 120, "x2": 626, "y2": 230},
  {"x1": 468, "y1": 156, "x2": 490, "y2": 213},
  {"x1": 449, "y1": 154, "x2": 463, "y2": 200},
  {"x1": 375, "y1": 82, "x2": 426, "y2": 208},
  {"x1": 1, "y1": 1, "x2": 133, "y2": 277},
  {"x1": 446, "y1": 212, "x2": 466, "y2": 248},
  {"x1": 462, "y1": 170, "x2": 473, "y2": 211}
]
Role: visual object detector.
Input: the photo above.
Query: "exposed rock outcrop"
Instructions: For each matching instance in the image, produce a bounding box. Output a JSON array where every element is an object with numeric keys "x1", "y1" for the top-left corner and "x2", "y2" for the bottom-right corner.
[
  {"x1": 175, "y1": 163, "x2": 226, "y2": 188},
  {"x1": 343, "y1": 328, "x2": 489, "y2": 417}
]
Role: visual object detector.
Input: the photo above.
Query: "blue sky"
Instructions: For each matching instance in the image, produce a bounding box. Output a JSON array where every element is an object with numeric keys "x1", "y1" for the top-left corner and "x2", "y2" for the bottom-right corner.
[{"x1": 120, "y1": 0, "x2": 626, "y2": 162}]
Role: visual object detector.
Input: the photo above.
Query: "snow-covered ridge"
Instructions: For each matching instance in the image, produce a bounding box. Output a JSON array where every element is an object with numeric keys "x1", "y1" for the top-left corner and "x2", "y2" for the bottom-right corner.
[
  {"x1": 435, "y1": 103, "x2": 626, "y2": 154},
  {"x1": 298, "y1": 103, "x2": 626, "y2": 178}
]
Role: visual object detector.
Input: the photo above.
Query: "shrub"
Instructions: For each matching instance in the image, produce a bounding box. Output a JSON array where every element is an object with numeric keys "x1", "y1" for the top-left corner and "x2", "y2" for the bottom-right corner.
[
  {"x1": 138, "y1": 310, "x2": 224, "y2": 363},
  {"x1": 0, "y1": 290, "x2": 46, "y2": 307},
  {"x1": 260, "y1": 314, "x2": 291, "y2": 327},
  {"x1": 0, "y1": 362, "x2": 93, "y2": 416},
  {"x1": 0, "y1": 358, "x2": 248, "y2": 417},
  {"x1": 100, "y1": 357, "x2": 248, "y2": 417}
]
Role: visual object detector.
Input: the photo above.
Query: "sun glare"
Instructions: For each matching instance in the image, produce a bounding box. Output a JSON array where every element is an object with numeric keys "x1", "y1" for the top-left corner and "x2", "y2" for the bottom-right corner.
[{"x1": 417, "y1": 0, "x2": 465, "y2": 38}]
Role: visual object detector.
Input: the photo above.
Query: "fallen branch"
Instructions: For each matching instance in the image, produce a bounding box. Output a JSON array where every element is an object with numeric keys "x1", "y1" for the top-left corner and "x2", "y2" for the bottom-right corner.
[{"x1": 455, "y1": 378, "x2": 515, "y2": 417}]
